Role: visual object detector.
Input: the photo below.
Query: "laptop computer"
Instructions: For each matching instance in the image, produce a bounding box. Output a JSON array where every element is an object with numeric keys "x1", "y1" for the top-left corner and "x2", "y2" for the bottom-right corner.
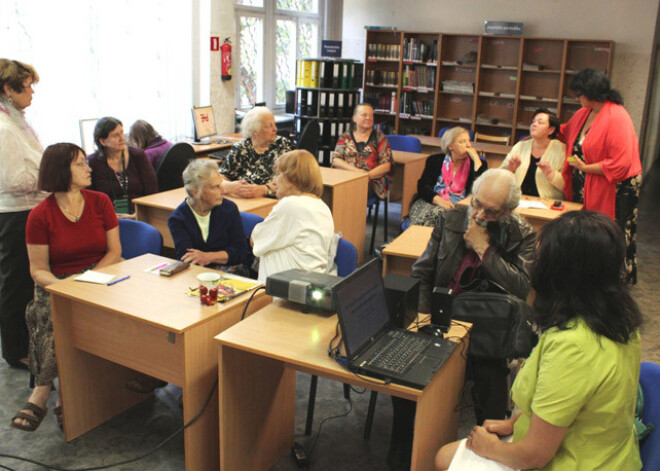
[{"x1": 334, "y1": 258, "x2": 457, "y2": 390}]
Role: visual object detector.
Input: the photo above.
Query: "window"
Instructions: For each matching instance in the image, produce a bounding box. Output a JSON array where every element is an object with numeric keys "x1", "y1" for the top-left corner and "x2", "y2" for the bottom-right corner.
[
  {"x1": 235, "y1": 0, "x2": 323, "y2": 110},
  {"x1": 1, "y1": 0, "x2": 193, "y2": 147}
]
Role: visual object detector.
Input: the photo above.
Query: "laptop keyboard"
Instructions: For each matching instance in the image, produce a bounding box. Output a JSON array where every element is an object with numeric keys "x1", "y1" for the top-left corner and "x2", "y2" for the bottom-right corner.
[{"x1": 367, "y1": 331, "x2": 431, "y2": 375}]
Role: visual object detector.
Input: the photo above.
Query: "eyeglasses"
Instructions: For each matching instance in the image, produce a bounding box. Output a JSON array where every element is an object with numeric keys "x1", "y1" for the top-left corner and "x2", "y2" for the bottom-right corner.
[{"x1": 471, "y1": 196, "x2": 503, "y2": 219}]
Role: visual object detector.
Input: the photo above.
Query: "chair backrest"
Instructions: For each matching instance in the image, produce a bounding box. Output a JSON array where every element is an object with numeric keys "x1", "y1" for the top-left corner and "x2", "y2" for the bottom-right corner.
[
  {"x1": 474, "y1": 132, "x2": 510, "y2": 145},
  {"x1": 334, "y1": 238, "x2": 358, "y2": 277},
  {"x1": 438, "y1": 127, "x2": 475, "y2": 141},
  {"x1": 239, "y1": 211, "x2": 264, "y2": 239},
  {"x1": 640, "y1": 362, "x2": 660, "y2": 470},
  {"x1": 295, "y1": 120, "x2": 320, "y2": 157},
  {"x1": 156, "y1": 142, "x2": 196, "y2": 192},
  {"x1": 118, "y1": 219, "x2": 163, "y2": 259},
  {"x1": 401, "y1": 217, "x2": 410, "y2": 232},
  {"x1": 386, "y1": 134, "x2": 422, "y2": 153}
]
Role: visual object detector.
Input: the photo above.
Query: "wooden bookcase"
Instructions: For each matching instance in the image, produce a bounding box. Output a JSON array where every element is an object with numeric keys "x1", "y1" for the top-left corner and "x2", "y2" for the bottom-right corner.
[{"x1": 363, "y1": 29, "x2": 614, "y2": 144}]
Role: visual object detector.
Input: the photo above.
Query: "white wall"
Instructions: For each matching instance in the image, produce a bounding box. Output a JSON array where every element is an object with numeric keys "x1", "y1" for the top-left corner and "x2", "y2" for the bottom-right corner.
[{"x1": 342, "y1": 0, "x2": 659, "y2": 136}]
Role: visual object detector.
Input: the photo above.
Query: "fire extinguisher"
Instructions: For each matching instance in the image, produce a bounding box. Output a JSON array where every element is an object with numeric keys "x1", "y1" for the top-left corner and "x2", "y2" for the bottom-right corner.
[{"x1": 221, "y1": 38, "x2": 232, "y2": 81}]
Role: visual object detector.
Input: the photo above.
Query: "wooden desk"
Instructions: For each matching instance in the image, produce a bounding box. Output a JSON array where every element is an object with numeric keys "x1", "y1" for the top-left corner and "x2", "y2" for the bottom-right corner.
[
  {"x1": 390, "y1": 150, "x2": 431, "y2": 218},
  {"x1": 133, "y1": 188, "x2": 277, "y2": 249},
  {"x1": 48, "y1": 254, "x2": 271, "y2": 471},
  {"x1": 382, "y1": 225, "x2": 433, "y2": 276},
  {"x1": 319, "y1": 167, "x2": 369, "y2": 262},
  {"x1": 409, "y1": 134, "x2": 511, "y2": 168},
  {"x1": 458, "y1": 195, "x2": 583, "y2": 233},
  {"x1": 190, "y1": 134, "x2": 242, "y2": 155},
  {"x1": 216, "y1": 300, "x2": 468, "y2": 471}
]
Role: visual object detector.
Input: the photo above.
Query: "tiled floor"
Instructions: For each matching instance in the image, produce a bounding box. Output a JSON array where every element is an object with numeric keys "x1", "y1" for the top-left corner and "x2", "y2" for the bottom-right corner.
[{"x1": 1, "y1": 162, "x2": 659, "y2": 470}]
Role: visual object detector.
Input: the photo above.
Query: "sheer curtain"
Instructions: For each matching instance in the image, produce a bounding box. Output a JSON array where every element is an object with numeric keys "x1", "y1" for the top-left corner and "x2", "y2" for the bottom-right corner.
[{"x1": 1, "y1": 0, "x2": 193, "y2": 147}]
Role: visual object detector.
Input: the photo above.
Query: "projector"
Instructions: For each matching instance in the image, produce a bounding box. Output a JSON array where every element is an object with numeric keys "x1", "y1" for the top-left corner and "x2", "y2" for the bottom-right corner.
[{"x1": 265, "y1": 269, "x2": 343, "y2": 311}]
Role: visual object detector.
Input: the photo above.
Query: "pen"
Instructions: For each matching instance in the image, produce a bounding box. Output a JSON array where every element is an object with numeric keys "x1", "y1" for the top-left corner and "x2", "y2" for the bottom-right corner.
[
  {"x1": 150, "y1": 262, "x2": 169, "y2": 271},
  {"x1": 107, "y1": 275, "x2": 130, "y2": 286}
]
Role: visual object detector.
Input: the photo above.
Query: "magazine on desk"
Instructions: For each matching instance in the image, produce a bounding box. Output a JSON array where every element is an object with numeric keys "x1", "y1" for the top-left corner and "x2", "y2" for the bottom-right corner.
[{"x1": 186, "y1": 273, "x2": 261, "y2": 302}]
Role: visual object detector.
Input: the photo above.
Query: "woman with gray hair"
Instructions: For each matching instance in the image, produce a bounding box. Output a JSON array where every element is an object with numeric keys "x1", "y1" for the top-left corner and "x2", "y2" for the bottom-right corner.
[
  {"x1": 168, "y1": 159, "x2": 251, "y2": 272},
  {"x1": 219, "y1": 106, "x2": 291, "y2": 199},
  {"x1": 408, "y1": 126, "x2": 486, "y2": 227}
]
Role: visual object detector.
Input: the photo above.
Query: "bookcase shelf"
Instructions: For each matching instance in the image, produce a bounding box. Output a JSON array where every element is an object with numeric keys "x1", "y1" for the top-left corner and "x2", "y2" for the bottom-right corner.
[{"x1": 364, "y1": 29, "x2": 614, "y2": 144}]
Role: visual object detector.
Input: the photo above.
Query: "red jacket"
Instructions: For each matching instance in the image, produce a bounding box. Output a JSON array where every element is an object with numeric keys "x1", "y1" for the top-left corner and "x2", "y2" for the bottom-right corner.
[{"x1": 561, "y1": 101, "x2": 641, "y2": 219}]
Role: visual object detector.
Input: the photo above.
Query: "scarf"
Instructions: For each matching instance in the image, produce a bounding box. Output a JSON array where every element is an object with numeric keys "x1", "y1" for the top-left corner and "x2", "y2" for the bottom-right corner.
[{"x1": 434, "y1": 154, "x2": 470, "y2": 203}]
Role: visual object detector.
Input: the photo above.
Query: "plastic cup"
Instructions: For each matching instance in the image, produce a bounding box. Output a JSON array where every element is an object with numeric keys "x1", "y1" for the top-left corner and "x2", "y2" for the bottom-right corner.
[{"x1": 197, "y1": 272, "x2": 221, "y2": 306}]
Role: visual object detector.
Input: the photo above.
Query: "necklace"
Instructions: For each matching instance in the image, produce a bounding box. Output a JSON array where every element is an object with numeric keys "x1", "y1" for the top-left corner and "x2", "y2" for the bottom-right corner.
[{"x1": 59, "y1": 204, "x2": 81, "y2": 222}]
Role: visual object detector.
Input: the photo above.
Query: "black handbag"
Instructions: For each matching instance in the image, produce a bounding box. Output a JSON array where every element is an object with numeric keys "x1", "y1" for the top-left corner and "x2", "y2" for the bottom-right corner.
[{"x1": 453, "y1": 271, "x2": 538, "y2": 359}]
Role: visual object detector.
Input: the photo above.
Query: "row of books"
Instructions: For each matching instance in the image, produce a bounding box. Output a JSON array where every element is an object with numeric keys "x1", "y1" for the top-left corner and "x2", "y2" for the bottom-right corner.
[
  {"x1": 399, "y1": 92, "x2": 434, "y2": 118},
  {"x1": 295, "y1": 89, "x2": 361, "y2": 118},
  {"x1": 366, "y1": 70, "x2": 398, "y2": 87},
  {"x1": 401, "y1": 65, "x2": 436, "y2": 90},
  {"x1": 367, "y1": 43, "x2": 401, "y2": 61},
  {"x1": 296, "y1": 59, "x2": 363, "y2": 89},
  {"x1": 365, "y1": 91, "x2": 397, "y2": 114},
  {"x1": 402, "y1": 38, "x2": 439, "y2": 63}
]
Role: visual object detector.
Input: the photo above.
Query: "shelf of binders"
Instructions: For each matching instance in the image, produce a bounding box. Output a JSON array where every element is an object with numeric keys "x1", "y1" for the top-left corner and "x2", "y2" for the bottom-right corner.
[{"x1": 296, "y1": 58, "x2": 363, "y2": 90}]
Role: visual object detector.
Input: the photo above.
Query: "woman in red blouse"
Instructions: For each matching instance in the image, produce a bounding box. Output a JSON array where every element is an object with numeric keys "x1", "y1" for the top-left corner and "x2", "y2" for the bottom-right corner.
[
  {"x1": 11, "y1": 143, "x2": 121, "y2": 432},
  {"x1": 560, "y1": 68, "x2": 642, "y2": 284}
]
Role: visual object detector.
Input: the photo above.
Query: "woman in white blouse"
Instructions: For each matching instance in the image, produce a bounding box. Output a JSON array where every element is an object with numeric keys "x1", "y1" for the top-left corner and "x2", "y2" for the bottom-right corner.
[{"x1": 251, "y1": 150, "x2": 336, "y2": 282}]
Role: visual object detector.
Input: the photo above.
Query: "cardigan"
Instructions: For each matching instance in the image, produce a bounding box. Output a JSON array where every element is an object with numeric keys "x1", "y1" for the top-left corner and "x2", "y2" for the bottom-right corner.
[
  {"x1": 500, "y1": 139, "x2": 566, "y2": 200},
  {"x1": 561, "y1": 102, "x2": 641, "y2": 219},
  {"x1": 414, "y1": 153, "x2": 487, "y2": 204}
]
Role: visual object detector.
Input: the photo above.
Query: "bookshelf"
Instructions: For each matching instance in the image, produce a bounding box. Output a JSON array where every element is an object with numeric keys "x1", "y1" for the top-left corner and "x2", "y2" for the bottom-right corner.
[
  {"x1": 294, "y1": 58, "x2": 363, "y2": 166},
  {"x1": 364, "y1": 29, "x2": 614, "y2": 144}
]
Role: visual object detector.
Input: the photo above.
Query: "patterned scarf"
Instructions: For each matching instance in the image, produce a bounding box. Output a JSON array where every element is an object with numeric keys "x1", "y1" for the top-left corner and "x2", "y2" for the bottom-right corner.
[{"x1": 434, "y1": 154, "x2": 470, "y2": 203}]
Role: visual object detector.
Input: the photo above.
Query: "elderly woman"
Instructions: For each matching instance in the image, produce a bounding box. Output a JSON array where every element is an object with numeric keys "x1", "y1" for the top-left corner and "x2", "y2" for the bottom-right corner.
[
  {"x1": 219, "y1": 106, "x2": 291, "y2": 199},
  {"x1": 436, "y1": 211, "x2": 642, "y2": 470},
  {"x1": 252, "y1": 150, "x2": 335, "y2": 282},
  {"x1": 87, "y1": 116, "x2": 158, "y2": 218},
  {"x1": 168, "y1": 160, "x2": 251, "y2": 273},
  {"x1": 128, "y1": 119, "x2": 173, "y2": 170},
  {"x1": 559, "y1": 68, "x2": 642, "y2": 284},
  {"x1": 409, "y1": 126, "x2": 486, "y2": 227},
  {"x1": 331, "y1": 103, "x2": 393, "y2": 200},
  {"x1": 11, "y1": 143, "x2": 121, "y2": 432},
  {"x1": 0, "y1": 59, "x2": 46, "y2": 370},
  {"x1": 500, "y1": 108, "x2": 566, "y2": 200}
]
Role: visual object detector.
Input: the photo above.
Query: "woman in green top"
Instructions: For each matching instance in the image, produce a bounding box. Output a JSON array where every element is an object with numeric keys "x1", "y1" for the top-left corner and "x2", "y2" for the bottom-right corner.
[{"x1": 436, "y1": 210, "x2": 642, "y2": 470}]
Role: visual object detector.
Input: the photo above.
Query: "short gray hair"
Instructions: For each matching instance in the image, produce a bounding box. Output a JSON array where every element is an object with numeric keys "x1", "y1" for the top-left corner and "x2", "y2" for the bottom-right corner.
[
  {"x1": 240, "y1": 106, "x2": 273, "y2": 138},
  {"x1": 471, "y1": 168, "x2": 521, "y2": 211},
  {"x1": 441, "y1": 126, "x2": 470, "y2": 154},
  {"x1": 182, "y1": 159, "x2": 219, "y2": 198}
]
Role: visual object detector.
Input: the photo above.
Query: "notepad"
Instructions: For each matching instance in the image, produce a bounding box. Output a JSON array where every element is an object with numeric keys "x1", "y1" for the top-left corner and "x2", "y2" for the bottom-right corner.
[{"x1": 74, "y1": 270, "x2": 116, "y2": 284}]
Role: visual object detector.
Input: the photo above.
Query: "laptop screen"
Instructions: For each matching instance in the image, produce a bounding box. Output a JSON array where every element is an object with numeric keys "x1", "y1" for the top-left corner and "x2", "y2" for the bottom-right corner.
[{"x1": 334, "y1": 259, "x2": 391, "y2": 359}]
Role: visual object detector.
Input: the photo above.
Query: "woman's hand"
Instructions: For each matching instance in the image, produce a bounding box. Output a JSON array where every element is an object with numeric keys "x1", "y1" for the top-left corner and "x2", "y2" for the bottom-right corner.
[
  {"x1": 483, "y1": 417, "x2": 516, "y2": 437},
  {"x1": 467, "y1": 148, "x2": 483, "y2": 171},
  {"x1": 432, "y1": 194, "x2": 455, "y2": 210},
  {"x1": 536, "y1": 160, "x2": 556, "y2": 181},
  {"x1": 182, "y1": 249, "x2": 216, "y2": 266},
  {"x1": 222, "y1": 179, "x2": 248, "y2": 195},
  {"x1": 507, "y1": 155, "x2": 521, "y2": 173},
  {"x1": 567, "y1": 154, "x2": 586, "y2": 172},
  {"x1": 235, "y1": 183, "x2": 267, "y2": 198},
  {"x1": 116, "y1": 212, "x2": 137, "y2": 220},
  {"x1": 466, "y1": 425, "x2": 502, "y2": 459}
]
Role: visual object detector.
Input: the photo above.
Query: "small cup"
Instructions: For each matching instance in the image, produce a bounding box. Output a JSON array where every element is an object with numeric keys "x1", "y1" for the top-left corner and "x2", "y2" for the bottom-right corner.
[{"x1": 197, "y1": 272, "x2": 221, "y2": 306}]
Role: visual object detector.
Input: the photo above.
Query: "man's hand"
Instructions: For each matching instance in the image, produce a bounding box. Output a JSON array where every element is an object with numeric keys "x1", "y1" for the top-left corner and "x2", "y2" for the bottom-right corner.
[{"x1": 464, "y1": 219, "x2": 490, "y2": 257}]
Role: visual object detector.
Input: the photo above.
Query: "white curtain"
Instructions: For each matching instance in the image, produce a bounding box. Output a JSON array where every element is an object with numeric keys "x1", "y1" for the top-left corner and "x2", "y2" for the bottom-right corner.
[{"x1": 1, "y1": 0, "x2": 193, "y2": 147}]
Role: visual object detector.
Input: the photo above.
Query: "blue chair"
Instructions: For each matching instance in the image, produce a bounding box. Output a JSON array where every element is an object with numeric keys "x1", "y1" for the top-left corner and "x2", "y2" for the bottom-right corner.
[
  {"x1": 401, "y1": 216, "x2": 410, "y2": 232},
  {"x1": 239, "y1": 211, "x2": 264, "y2": 239},
  {"x1": 518, "y1": 134, "x2": 530, "y2": 142},
  {"x1": 386, "y1": 134, "x2": 422, "y2": 153},
  {"x1": 334, "y1": 238, "x2": 358, "y2": 277},
  {"x1": 640, "y1": 362, "x2": 660, "y2": 470},
  {"x1": 118, "y1": 219, "x2": 162, "y2": 259},
  {"x1": 438, "y1": 127, "x2": 474, "y2": 140}
]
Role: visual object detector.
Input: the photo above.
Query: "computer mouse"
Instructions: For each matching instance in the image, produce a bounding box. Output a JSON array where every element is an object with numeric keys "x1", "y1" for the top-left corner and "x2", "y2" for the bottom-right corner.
[{"x1": 419, "y1": 324, "x2": 445, "y2": 338}]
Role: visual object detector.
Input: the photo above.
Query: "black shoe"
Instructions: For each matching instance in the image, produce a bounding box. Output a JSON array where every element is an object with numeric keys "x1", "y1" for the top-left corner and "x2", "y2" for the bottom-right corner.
[{"x1": 7, "y1": 360, "x2": 29, "y2": 371}]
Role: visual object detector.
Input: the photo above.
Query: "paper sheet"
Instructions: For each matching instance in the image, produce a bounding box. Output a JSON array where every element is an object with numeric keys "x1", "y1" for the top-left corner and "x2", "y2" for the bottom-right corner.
[
  {"x1": 74, "y1": 270, "x2": 116, "y2": 284},
  {"x1": 448, "y1": 438, "x2": 518, "y2": 471},
  {"x1": 517, "y1": 200, "x2": 548, "y2": 210}
]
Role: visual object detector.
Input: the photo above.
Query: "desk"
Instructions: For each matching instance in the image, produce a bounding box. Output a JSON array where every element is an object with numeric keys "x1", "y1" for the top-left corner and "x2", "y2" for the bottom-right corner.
[
  {"x1": 216, "y1": 300, "x2": 468, "y2": 471},
  {"x1": 390, "y1": 150, "x2": 431, "y2": 218},
  {"x1": 409, "y1": 134, "x2": 511, "y2": 168},
  {"x1": 382, "y1": 225, "x2": 433, "y2": 276},
  {"x1": 190, "y1": 134, "x2": 242, "y2": 155},
  {"x1": 133, "y1": 188, "x2": 277, "y2": 249},
  {"x1": 48, "y1": 254, "x2": 271, "y2": 471},
  {"x1": 319, "y1": 167, "x2": 369, "y2": 262},
  {"x1": 458, "y1": 195, "x2": 583, "y2": 233}
]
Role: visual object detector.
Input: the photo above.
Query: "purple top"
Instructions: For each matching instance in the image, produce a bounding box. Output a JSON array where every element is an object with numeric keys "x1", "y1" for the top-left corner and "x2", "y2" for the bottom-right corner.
[{"x1": 144, "y1": 136, "x2": 173, "y2": 169}]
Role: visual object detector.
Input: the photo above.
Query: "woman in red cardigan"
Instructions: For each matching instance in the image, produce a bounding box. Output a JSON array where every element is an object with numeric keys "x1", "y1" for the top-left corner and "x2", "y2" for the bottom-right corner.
[{"x1": 559, "y1": 69, "x2": 641, "y2": 284}]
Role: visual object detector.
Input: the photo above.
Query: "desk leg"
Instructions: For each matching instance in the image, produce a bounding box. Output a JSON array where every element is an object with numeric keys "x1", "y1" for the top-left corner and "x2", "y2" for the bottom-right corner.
[
  {"x1": 219, "y1": 346, "x2": 295, "y2": 471},
  {"x1": 324, "y1": 181, "x2": 368, "y2": 263},
  {"x1": 410, "y1": 339, "x2": 467, "y2": 471},
  {"x1": 401, "y1": 159, "x2": 426, "y2": 219},
  {"x1": 52, "y1": 296, "x2": 149, "y2": 441}
]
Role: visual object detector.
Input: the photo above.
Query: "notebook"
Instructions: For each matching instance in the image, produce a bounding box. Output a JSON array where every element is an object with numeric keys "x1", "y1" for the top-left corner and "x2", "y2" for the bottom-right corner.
[{"x1": 334, "y1": 258, "x2": 457, "y2": 390}]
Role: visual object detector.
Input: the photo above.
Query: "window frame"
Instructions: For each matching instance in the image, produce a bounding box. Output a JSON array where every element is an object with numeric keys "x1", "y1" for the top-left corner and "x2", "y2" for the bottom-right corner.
[{"x1": 235, "y1": 0, "x2": 325, "y2": 111}]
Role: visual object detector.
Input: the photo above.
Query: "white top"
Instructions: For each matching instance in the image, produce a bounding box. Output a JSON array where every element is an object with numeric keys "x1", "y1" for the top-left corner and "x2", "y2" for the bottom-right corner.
[
  {"x1": 0, "y1": 108, "x2": 46, "y2": 212},
  {"x1": 252, "y1": 195, "x2": 336, "y2": 282},
  {"x1": 500, "y1": 139, "x2": 566, "y2": 200},
  {"x1": 187, "y1": 200, "x2": 210, "y2": 241}
]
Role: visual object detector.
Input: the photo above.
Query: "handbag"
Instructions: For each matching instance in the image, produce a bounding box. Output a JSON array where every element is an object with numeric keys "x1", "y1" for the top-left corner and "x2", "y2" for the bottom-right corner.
[{"x1": 453, "y1": 271, "x2": 537, "y2": 359}]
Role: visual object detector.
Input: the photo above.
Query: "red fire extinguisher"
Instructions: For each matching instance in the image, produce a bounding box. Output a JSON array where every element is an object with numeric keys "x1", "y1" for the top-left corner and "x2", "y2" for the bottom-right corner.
[{"x1": 221, "y1": 38, "x2": 232, "y2": 81}]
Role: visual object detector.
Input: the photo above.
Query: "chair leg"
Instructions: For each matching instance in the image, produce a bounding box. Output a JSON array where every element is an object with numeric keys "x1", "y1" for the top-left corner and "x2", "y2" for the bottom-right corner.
[
  {"x1": 383, "y1": 197, "x2": 388, "y2": 243},
  {"x1": 369, "y1": 199, "x2": 380, "y2": 254},
  {"x1": 363, "y1": 390, "x2": 379, "y2": 440},
  {"x1": 305, "y1": 374, "x2": 319, "y2": 435},
  {"x1": 343, "y1": 383, "x2": 351, "y2": 399}
]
